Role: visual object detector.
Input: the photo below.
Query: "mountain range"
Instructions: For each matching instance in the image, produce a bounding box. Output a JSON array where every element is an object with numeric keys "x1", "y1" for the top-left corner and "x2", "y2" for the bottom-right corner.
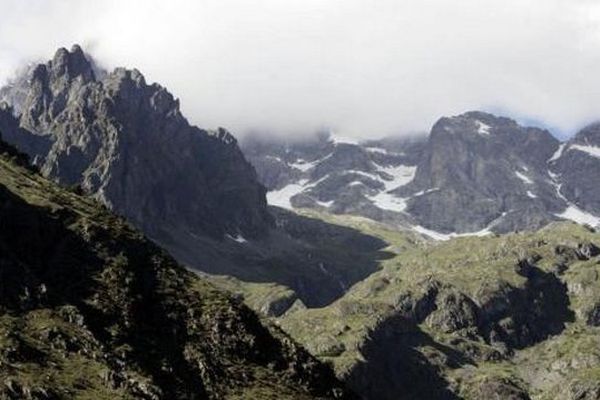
[
  {"x1": 242, "y1": 111, "x2": 600, "y2": 238},
  {"x1": 1, "y1": 45, "x2": 600, "y2": 399},
  {"x1": 0, "y1": 45, "x2": 383, "y2": 310}
]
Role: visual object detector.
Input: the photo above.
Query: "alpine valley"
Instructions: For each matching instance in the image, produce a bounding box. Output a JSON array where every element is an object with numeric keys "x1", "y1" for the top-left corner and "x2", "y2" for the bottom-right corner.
[{"x1": 1, "y1": 45, "x2": 600, "y2": 400}]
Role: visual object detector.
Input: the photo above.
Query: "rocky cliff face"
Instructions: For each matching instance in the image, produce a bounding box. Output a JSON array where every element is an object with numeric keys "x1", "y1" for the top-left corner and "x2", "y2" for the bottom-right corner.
[
  {"x1": 243, "y1": 112, "x2": 600, "y2": 236},
  {"x1": 0, "y1": 136, "x2": 353, "y2": 399},
  {"x1": 552, "y1": 122, "x2": 600, "y2": 219},
  {"x1": 242, "y1": 131, "x2": 426, "y2": 228},
  {"x1": 0, "y1": 45, "x2": 272, "y2": 243},
  {"x1": 0, "y1": 46, "x2": 403, "y2": 314},
  {"x1": 396, "y1": 111, "x2": 564, "y2": 233}
]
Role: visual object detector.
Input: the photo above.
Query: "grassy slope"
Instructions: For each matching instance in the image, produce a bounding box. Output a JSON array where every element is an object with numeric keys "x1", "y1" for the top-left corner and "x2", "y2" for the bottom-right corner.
[
  {"x1": 0, "y1": 144, "x2": 353, "y2": 399},
  {"x1": 280, "y1": 210, "x2": 600, "y2": 399}
]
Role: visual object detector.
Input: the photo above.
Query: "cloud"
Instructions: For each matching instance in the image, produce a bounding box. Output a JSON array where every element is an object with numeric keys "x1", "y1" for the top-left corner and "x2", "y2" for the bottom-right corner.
[{"x1": 1, "y1": 0, "x2": 599, "y2": 139}]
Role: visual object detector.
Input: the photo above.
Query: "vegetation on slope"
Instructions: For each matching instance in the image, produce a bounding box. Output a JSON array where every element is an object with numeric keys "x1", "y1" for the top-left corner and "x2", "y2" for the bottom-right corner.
[
  {"x1": 279, "y1": 210, "x2": 600, "y2": 399},
  {"x1": 0, "y1": 137, "x2": 354, "y2": 400}
]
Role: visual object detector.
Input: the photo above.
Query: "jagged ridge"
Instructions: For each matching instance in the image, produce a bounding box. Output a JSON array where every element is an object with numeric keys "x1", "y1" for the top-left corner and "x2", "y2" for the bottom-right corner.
[{"x1": 0, "y1": 44, "x2": 272, "y2": 243}]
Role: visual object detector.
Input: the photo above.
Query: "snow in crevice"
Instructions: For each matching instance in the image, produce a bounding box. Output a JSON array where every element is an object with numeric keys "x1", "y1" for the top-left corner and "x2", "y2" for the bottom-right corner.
[
  {"x1": 347, "y1": 170, "x2": 381, "y2": 181},
  {"x1": 365, "y1": 147, "x2": 405, "y2": 156},
  {"x1": 366, "y1": 163, "x2": 417, "y2": 212},
  {"x1": 476, "y1": 121, "x2": 491, "y2": 135},
  {"x1": 365, "y1": 147, "x2": 389, "y2": 155},
  {"x1": 515, "y1": 170, "x2": 533, "y2": 184},
  {"x1": 547, "y1": 170, "x2": 600, "y2": 228},
  {"x1": 548, "y1": 143, "x2": 566, "y2": 162},
  {"x1": 375, "y1": 163, "x2": 418, "y2": 191},
  {"x1": 315, "y1": 199, "x2": 335, "y2": 208},
  {"x1": 413, "y1": 187, "x2": 440, "y2": 197},
  {"x1": 226, "y1": 234, "x2": 248, "y2": 243},
  {"x1": 526, "y1": 190, "x2": 537, "y2": 199},
  {"x1": 290, "y1": 152, "x2": 333, "y2": 172},
  {"x1": 569, "y1": 144, "x2": 600, "y2": 159},
  {"x1": 290, "y1": 158, "x2": 320, "y2": 172}
]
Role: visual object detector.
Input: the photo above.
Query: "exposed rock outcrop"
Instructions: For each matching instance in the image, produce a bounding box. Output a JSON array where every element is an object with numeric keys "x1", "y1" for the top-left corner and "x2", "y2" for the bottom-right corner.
[{"x1": 0, "y1": 45, "x2": 272, "y2": 243}]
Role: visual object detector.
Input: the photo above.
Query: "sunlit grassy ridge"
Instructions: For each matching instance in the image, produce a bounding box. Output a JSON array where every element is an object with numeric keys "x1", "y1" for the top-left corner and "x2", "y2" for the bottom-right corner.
[{"x1": 279, "y1": 209, "x2": 600, "y2": 399}]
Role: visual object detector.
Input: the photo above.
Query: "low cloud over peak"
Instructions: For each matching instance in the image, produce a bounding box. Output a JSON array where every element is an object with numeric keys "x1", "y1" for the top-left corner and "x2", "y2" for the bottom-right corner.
[{"x1": 1, "y1": 0, "x2": 599, "y2": 140}]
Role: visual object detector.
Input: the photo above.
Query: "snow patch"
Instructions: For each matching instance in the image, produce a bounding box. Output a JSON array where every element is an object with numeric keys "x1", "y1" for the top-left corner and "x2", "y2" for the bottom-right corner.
[
  {"x1": 515, "y1": 171, "x2": 533, "y2": 184},
  {"x1": 526, "y1": 190, "x2": 537, "y2": 199},
  {"x1": 413, "y1": 187, "x2": 440, "y2": 197},
  {"x1": 556, "y1": 206, "x2": 600, "y2": 227},
  {"x1": 413, "y1": 210, "x2": 513, "y2": 241},
  {"x1": 267, "y1": 180, "x2": 309, "y2": 209},
  {"x1": 374, "y1": 163, "x2": 417, "y2": 191},
  {"x1": 548, "y1": 143, "x2": 566, "y2": 162},
  {"x1": 267, "y1": 175, "x2": 330, "y2": 209},
  {"x1": 290, "y1": 158, "x2": 319, "y2": 172},
  {"x1": 290, "y1": 152, "x2": 334, "y2": 172},
  {"x1": 548, "y1": 171, "x2": 600, "y2": 227},
  {"x1": 570, "y1": 144, "x2": 600, "y2": 159},
  {"x1": 370, "y1": 192, "x2": 410, "y2": 212},
  {"x1": 476, "y1": 121, "x2": 491, "y2": 135},
  {"x1": 365, "y1": 147, "x2": 405, "y2": 156},
  {"x1": 365, "y1": 147, "x2": 389, "y2": 155},
  {"x1": 316, "y1": 199, "x2": 335, "y2": 208},
  {"x1": 366, "y1": 163, "x2": 417, "y2": 212},
  {"x1": 226, "y1": 234, "x2": 247, "y2": 243},
  {"x1": 347, "y1": 170, "x2": 380, "y2": 180},
  {"x1": 412, "y1": 225, "x2": 492, "y2": 241}
]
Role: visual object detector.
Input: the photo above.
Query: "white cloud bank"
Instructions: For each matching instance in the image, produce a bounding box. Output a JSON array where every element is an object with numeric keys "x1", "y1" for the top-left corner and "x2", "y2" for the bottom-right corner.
[{"x1": 1, "y1": 0, "x2": 600, "y2": 139}]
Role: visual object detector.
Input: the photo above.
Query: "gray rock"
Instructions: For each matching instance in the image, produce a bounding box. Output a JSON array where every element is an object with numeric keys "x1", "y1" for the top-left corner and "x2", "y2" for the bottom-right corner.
[
  {"x1": 0, "y1": 46, "x2": 273, "y2": 243},
  {"x1": 243, "y1": 111, "x2": 600, "y2": 235}
]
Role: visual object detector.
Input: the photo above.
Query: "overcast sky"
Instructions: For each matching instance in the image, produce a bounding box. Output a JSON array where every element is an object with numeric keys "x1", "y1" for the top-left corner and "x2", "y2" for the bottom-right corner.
[{"x1": 1, "y1": 0, "x2": 600, "y2": 139}]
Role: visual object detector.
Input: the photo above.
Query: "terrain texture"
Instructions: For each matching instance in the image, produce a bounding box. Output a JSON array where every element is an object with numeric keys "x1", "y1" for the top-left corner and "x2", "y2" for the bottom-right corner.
[
  {"x1": 0, "y1": 137, "x2": 353, "y2": 399},
  {"x1": 243, "y1": 112, "x2": 600, "y2": 236},
  {"x1": 278, "y1": 211, "x2": 600, "y2": 399}
]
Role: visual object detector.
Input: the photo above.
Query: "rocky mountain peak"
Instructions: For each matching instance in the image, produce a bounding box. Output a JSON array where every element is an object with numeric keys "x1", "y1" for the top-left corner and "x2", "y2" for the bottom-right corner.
[
  {"x1": 103, "y1": 67, "x2": 184, "y2": 122},
  {"x1": 244, "y1": 109, "x2": 600, "y2": 237},
  {"x1": 572, "y1": 122, "x2": 600, "y2": 145},
  {"x1": 49, "y1": 44, "x2": 96, "y2": 83},
  {"x1": 0, "y1": 45, "x2": 273, "y2": 248},
  {"x1": 432, "y1": 111, "x2": 522, "y2": 140}
]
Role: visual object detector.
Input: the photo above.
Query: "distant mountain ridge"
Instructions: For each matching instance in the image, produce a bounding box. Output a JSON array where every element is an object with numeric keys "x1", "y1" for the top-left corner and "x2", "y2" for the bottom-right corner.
[{"x1": 242, "y1": 111, "x2": 600, "y2": 237}]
